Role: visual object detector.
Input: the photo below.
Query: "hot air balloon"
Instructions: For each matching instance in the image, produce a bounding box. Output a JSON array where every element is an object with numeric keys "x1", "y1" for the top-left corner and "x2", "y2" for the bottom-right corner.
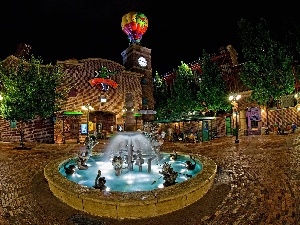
[{"x1": 121, "y1": 11, "x2": 148, "y2": 44}]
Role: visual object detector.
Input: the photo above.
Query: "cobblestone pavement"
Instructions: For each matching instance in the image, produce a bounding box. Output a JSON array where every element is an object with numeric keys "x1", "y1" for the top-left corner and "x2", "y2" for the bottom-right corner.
[{"x1": 0, "y1": 133, "x2": 300, "y2": 225}]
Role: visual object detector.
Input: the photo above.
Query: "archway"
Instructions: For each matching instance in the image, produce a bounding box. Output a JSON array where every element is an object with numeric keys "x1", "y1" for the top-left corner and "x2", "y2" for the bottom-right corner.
[{"x1": 89, "y1": 111, "x2": 115, "y2": 139}]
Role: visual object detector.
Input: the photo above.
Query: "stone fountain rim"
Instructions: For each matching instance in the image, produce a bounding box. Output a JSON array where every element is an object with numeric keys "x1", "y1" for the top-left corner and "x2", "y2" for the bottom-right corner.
[
  {"x1": 44, "y1": 152, "x2": 217, "y2": 218},
  {"x1": 45, "y1": 153, "x2": 214, "y2": 195}
]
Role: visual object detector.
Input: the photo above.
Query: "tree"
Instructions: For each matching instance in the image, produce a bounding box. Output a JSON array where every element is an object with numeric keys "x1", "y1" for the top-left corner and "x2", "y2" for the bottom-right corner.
[
  {"x1": 238, "y1": 18, "x2": 295, "y2": 125},
  {"x1": 165, "y1": 62, "x2": 199, "y2": 120},
  {"x1": 0, "y1": 55, "x2": 68, "y2": 149},
  {"x1": 285, "y1": 20, "x2": 300, "y2": 91},
  {"x1": 153, "y1": 71, "x2": 169, "y2": 119},
  {"x1": 197, "y1": 50, "x2": 231, "y2": 115}
]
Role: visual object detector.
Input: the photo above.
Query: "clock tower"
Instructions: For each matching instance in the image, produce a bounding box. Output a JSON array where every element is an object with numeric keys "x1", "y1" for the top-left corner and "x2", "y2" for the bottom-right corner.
[{"x1": 121, "y1": 44, "x2": 155, "y2": 123}]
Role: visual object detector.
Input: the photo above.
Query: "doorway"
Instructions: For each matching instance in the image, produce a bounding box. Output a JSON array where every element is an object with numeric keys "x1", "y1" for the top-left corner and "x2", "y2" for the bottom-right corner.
[
  {"x1": 63, "y1": 116, "x2": 80, "y2": 143},
  {"x1": 89, "y1": 111, "x2": 115, "y2": 139}
]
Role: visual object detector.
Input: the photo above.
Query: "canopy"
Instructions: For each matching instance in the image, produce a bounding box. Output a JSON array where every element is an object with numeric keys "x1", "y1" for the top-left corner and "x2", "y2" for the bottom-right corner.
[
  {"x1": 152, "y1": 116, "x2": 216, "y2": 124},
  {"x1": 63, "y1": 111, "x2": 83, "y2": 116}
]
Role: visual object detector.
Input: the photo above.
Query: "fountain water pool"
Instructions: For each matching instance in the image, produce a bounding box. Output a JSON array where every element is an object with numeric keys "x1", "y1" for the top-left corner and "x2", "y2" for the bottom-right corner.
[
  {"x1": 59, "y1": 153, "x2": 202, "y2": 192},
  {"x1": 44, "y1": 131, "x2": 217, "y2": 219}
]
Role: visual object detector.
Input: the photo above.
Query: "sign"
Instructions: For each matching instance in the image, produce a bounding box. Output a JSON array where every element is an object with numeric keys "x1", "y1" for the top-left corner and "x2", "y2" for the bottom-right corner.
[
  {"x1": 89, "y1": 78, "x2": 118, "y2": 89},
  {"x1": 246, "y1": 108, "x2": 261, "y2": 121},
  {"x1": 10, "y1": 120, "x2": 17, "y2": 128},
  {"x1": 139, "y1": 110, "x2": 157, "y2": 114},
  {"x1": 89, "y1": 66, "x2": 119, "y2": 91},
  {"x1": 88, "y1": 121, "x2": 94, "y2": 132},
  {"x1": 80, "y1": 124, "x2": 87, "y2": 134}
]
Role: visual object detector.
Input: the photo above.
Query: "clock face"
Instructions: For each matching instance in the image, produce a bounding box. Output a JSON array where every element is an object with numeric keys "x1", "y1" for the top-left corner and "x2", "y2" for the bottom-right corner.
[{"x1": 138, "y1": 56, "x2": 147, "y2": 67}]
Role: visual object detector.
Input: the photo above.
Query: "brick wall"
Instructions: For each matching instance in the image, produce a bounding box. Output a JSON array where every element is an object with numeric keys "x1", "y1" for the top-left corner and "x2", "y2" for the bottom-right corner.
[
  {"x1": 263, "y1": 107, "x2": 299, "y2": 129},
  {"x1": 0, "y1": 117, "x2": 54, "y2": 143},
  {"x1": 54, "y1": 58, "x2": 143, "y2": 142},
  {"x1": 0, "y1": 57, "x2": 144, "y2": 143}
]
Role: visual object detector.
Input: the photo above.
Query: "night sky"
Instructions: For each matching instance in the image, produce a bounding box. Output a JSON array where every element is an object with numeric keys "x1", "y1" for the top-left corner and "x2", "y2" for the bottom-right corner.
[{"x1": 1, "y1": 1, "x2": 299, "y2": 75}]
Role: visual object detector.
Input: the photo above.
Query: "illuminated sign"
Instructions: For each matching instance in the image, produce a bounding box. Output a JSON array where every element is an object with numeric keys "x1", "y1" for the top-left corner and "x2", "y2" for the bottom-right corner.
[{"x1": 89, "y1": 66, "x2": 118, "y2": 91}]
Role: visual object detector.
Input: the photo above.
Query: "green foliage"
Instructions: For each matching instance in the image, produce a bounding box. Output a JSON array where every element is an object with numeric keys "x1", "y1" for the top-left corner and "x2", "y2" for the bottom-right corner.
[
  {"x1": 154, "y1": 56, "x2": 232, "y2": 120},
  {"x1": 153, "y1": 62, "x2": 200, "y2": 120},
  {"x1": 286, "y1": 22, "x2": 300, "y2": 87},
  {"x1": 238, "y1": 18, "x2": 295, "y2": 107},
  {"x1": 153, "y1": 71, "x2": 169, "y2": 119},
  {"x1": 197, "y1": 50, "x2": 231, "y2": 113},
  {"x1": 0, "y1": 55, "x2": 68, "y2": 123},
  {"x1": 165, "y1": 62, "x2": 199, "y2": 119},
  {"x1": 153, "y1": 71, "x2": 167, "y2": 107}
]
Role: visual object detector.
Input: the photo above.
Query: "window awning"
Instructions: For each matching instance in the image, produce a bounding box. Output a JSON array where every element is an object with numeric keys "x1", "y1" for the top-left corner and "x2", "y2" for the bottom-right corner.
[
  {"x1": 63, "y1": 111, "x2": 83, "y2": 116},
  {"x1": 153, "y1": 116, "x2": 216, "y2": 123}
]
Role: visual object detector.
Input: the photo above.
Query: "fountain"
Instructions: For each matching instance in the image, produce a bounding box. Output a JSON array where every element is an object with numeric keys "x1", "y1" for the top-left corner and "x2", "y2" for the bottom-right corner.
[
  {"x1": 102, "y1": 131, "x2": 162, "y2": 176},
  {"x1": 44, "y1": 129, "x2": 217, "y2": 219}
]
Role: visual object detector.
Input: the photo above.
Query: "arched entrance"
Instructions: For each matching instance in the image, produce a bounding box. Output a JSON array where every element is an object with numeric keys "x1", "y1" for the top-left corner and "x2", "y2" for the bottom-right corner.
[
  {"x1": 63, "y1": 116, "x2": 81, "y2": 143},
  {"x1": 89, "y1": 111, "x2": 115, "y2": 139}
]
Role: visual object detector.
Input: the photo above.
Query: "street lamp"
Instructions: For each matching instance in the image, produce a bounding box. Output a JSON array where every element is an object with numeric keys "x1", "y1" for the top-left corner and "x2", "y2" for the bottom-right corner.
[
  {"x1": 81, "y1": 103, "x2": 94, "y2": 136},
  {"x1": 229, "y1": 94, "x2": 241, "y2": 144},
  {"x1": 295, "y1": 92, "x2": 300, "y2": 111}
]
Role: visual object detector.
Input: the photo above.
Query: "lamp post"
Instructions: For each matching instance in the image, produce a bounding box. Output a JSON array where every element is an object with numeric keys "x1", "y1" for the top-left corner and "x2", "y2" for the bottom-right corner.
[
  {"x1": 229, "y1": 94, "x2": 241, "y2": 144},
  {"x1": 121, "y1": 106, "x2": 127, "y2": 131},
  {"x1": 81, "y1": 103, "x2": 94, "y2": 136}
]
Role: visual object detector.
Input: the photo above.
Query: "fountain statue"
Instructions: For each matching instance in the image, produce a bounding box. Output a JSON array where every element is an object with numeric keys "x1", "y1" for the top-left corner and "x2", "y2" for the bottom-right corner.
[
  {"x1": 93, "y1": 170, "x2": 107, "y2": 190},
  {"x1": 104, "y1": 131, "x2": 162, "y2": 175},
  {"x1": 111, "y1": 155, "x2": 124, "y2": 176},
  {"x1": 84, "y1": 134, "x2": 98, "y2": 154},
  {"x1": 76, "y1": 134, "x2": 99, "y2": 170},
  {"x1": 76, "y1": 149, "x2": 89, "y2": 170},
  {"x1": 170, "y1": 150, "x2": 178, "y2": 160},
  {"x1": 159, "y1": 161, "x2": 178, "y2": 187},
  {"x1": 135, "y1": 150, "x2": 145, "y2": 172},
  {"x1": 64, "y1": 163, "x2": 76, "y2": 175},
  {"x1": 185, "y1": 155, "x2": 197, "y2": 170}
]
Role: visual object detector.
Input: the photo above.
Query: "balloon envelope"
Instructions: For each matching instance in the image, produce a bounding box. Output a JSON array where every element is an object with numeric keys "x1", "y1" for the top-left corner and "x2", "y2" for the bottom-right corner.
[{"x1": 121, "y1": 12, "x2": 148, "y2": 44}]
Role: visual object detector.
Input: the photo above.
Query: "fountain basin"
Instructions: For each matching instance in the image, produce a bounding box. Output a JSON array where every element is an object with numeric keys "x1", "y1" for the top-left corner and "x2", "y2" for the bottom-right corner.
[
  {"x1": 59, "y1": 153, "x2": 203, "y2": 191},
  {"x1": 44, "y1": 153, "x2": 217, "y2": 219}
]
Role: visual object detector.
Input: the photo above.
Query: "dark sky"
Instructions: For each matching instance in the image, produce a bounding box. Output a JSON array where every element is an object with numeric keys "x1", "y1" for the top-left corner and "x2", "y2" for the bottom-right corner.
[{"x1": 1, "y1": 1, "x2": 299, "y2": 75}]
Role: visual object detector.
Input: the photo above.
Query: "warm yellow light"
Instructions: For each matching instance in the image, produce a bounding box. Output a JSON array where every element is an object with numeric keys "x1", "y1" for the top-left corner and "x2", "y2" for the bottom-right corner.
[
  {"x1": 100, "y1": 96, "x2": 107, "y2": 103},
  {"x1": 81, "y1": 104, "x2": 94, "y2": 111},
  {"x1": 229, "y1": 94, "x2": 241, "y2": 101}
]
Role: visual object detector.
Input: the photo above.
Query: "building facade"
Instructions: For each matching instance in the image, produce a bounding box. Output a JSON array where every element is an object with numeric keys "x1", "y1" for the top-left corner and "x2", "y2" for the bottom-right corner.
[
  {"x1": 1, "y1": 43, "x2": 299, "y2": 143},
  {"x1": 0, "y1": 44, "x2": 154, "y2": 143}
]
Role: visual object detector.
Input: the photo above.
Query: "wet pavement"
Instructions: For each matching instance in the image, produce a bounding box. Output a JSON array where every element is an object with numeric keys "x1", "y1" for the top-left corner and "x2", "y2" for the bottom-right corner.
[{"x1": 0, "y1": 133, "x2": 300, "y2": 225}]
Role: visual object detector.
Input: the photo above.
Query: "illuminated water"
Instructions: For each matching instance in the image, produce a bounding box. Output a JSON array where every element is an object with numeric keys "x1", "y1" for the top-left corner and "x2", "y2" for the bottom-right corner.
[{"x1": 59, "y1": 153, "x2": 202, "y2": 192}]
